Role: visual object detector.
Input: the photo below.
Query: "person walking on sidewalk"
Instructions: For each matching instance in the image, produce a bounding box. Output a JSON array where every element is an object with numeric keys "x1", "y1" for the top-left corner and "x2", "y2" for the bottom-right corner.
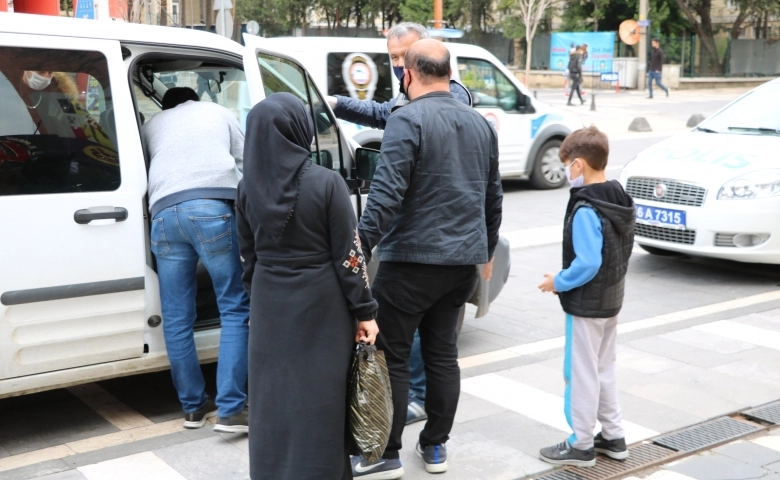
[
  {"x1": 143, "y1": 87, "x2": 250, "y2": 433},
  {"x1": 538, "y1": 126, "x2": 636, "y2": 467},
  {"x1": 326, "y1": 21, "x2": 473, "y2": 427},
  {"x1": 567, "y1": 46, "x2": 585, "y2": 106},
  {"x1": 351, "y1": 39, "x2": 503, "y2": 479},
  {"x1": 648, "y1": 38, "x2": 670, "y2": 99}
]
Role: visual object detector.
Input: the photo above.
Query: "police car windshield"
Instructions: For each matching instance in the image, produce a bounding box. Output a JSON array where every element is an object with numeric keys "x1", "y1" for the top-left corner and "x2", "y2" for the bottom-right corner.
[{"x1": 698, "y1": 84, "x2": 780, "y2": 135}]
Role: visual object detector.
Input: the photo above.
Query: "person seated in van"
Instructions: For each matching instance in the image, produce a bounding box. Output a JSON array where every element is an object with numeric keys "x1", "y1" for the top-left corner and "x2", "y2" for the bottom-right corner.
[
  {"x1": 326, "y1": 21, "x2": 475, "y2": 428},
  {"x1": 326, "y1": 22, "x2": 472, "y2": 130},
  {"x1": 142, "y1": 87, "x2": 250, "y2": 434}
]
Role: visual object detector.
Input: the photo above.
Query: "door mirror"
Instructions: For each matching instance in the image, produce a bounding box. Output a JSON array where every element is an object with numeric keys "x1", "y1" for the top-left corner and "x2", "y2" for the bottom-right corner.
[
  {"x1": 355, "y1": 148, "x2": 380, "y2": 181},
  {"x1": 518, "y1": 95, "x2": 535, "y2": 114}
]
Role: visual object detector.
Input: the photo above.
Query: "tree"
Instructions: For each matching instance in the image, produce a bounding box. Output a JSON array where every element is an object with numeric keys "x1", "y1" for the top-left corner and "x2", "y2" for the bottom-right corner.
[
  {"x1": 398, "y1": 0, "x2": 431, "y2": 24},
  {"x1": 516, "y1": 0, "x2": 559, "y2": 84},
  {"x1": 674, "y1": 0, "x2": 723, "y2": 73}
]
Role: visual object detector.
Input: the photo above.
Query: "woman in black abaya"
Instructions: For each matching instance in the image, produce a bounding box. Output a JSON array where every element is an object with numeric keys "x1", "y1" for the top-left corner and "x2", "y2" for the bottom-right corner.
[{"x1": 236, "y1": 93, "x2": 379, "y2": 480}]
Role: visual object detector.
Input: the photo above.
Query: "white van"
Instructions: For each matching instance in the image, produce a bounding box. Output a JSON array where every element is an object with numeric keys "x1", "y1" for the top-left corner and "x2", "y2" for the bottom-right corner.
[
  {"x1": 257, "y1": 37, "x2": 583, "y2": 189},
  {"x1": 0, "y1": 14, "x2": 508, "y2": 399}
]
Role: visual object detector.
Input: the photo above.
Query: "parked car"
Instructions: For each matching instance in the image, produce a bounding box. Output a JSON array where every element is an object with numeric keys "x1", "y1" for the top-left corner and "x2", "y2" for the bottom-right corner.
[
  {"x1": 256, "y1": 37, "x2": 583, "y2": 189},
  {"x1": 0, "y1": 14, "x2": 509, "y2": 398},
  {"x1": 619, "y1": 78, "x2": 780, "y2": 264}
]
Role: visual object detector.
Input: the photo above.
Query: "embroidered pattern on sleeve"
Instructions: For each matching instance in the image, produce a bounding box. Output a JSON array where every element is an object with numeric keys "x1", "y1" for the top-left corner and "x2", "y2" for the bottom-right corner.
[{"x1": 343, "y1": 228, "x2": 370, "y2": 288}]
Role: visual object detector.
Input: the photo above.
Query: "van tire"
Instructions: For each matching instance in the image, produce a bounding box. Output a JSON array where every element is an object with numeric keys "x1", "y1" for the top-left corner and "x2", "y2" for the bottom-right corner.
[{"x1": 530, "y1": 139, "x2": 566, "y2": 190}]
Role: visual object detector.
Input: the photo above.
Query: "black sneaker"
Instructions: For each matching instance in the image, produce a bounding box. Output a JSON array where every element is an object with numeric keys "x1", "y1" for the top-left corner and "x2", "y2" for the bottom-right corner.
[
  {"x1": 351, "y1": 455, "x2": 404, "y2": 479},
  {"x1": 416, "y1": 442, "x2": 447, "y2": 473},
  {"x1": 183, "y1": 398, "x2": 217, "y2": 429},
  {"x1": 214, "y1": 406, "x2": 248, "y2": 434},
  {"x1": 539, "y1": 440, "x2": 596, "y2": 467},
  {"x1": 666, "y1": 89, "x2": 670, "y2": 97},
  {"x1": 406, "y1": 395, "x2": 427, "y2": 425},
  {"x1": 594, "y1": 432, "x2": 629, "y2": 460}
]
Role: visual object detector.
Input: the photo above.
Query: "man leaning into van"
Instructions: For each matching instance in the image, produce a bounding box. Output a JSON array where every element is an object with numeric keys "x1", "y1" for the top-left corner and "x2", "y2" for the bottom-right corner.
[{"x1": 143, "y1": 87, "x2": 250, "y2": 434}]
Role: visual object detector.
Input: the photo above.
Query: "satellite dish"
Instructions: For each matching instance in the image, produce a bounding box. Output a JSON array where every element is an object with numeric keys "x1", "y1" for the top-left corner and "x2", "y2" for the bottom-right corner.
[
  {"x1": 246, "y1": 20, "x2": 260, "y2": 36},
  {"x1": 619, "y1": 19, "x2": 640, "y2": 45}
]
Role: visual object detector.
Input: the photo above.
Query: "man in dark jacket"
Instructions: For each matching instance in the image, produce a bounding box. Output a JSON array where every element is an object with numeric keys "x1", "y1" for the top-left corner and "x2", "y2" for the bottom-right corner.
[
  {"x1": 648, "y1": 38, "x2": 669, "y2": 99},
  {"x1": 567, "y1": 46, "x2": 585, "y2": 106},
  {"x1": 351, "y1": 39, "x2": 502, "y2": 479}
]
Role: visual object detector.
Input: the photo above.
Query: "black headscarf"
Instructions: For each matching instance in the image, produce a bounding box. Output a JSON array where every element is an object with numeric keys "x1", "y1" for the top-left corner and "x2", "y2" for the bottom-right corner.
[{"x1": 243, "y1": 92, "x2": 314, "y2": 243}]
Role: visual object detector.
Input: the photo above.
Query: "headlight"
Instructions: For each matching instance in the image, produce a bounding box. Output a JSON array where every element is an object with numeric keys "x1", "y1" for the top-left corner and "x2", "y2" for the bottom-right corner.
[{"x1": 718, "y1": 170, "x2": 780, "y2": 200}]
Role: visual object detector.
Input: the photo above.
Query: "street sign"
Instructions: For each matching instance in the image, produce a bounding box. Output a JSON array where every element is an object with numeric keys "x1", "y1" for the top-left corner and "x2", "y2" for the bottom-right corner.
[
  {"x1": 600, "y1": 72, "x2": 620, "y2": 82},
  {"x1": 215, "y1": 9, "x2": 233, "y2": 39},
  {"x1": 212, "y1": 0, "x2": 232, "y2": 9},
  {"x1": 246, "y1": 20, "x2": 260, "y2": 36},
  {"x1": 638, "y1": 19, "x2": 650, "y2": 27},
  {"x1": 74, "y1": 0, "x2": 95, "y2": 19}
]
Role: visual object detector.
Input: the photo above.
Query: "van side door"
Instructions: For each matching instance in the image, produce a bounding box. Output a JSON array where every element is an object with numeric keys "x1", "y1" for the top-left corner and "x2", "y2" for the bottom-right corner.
[{"x1": 0, "y1": 35, "x2": 148, "y2": 381}]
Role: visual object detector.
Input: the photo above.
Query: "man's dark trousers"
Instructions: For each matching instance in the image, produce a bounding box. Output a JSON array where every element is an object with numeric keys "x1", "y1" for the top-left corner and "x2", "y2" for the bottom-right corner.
[{"x1": 374, "y1": 261, "x2": 478, "y2": 459}]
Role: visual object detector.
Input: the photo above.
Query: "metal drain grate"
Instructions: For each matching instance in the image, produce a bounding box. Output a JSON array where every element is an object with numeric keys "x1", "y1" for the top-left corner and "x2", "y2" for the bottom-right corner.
[
  {"x1": 653, "y1": 417, "x2": 760, "y2": 452},
  {"x1": 532, "y1": 470, "x2": 589, "y2": 480},
  {"x1": 531, "y1": 443, "x2": 676, "y2": 480},
  {"x1": 745, "y1": 402, "x2": 780, "y2": 425}
]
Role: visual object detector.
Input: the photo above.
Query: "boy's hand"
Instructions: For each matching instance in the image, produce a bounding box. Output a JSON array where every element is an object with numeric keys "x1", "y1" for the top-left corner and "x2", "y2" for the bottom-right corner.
[{"x1": 538, "y1": 273, "x2": 557, "y2": 294}]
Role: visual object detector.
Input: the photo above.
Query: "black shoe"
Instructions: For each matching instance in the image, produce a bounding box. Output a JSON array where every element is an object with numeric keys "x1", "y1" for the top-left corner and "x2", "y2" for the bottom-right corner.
[
  {"x1": 351, "y1": 455, "x2": 404, "y2": 479},
  {"x1": 416, "y1": 442, "x2": 448, "y2": 473},
  {"x1": 581, "y1": 99, "x2": 586, "y2": 105},
  {"x1": 183, "y1": 397, "x2": 217, "y2": 429},
  {"x1": 594, "y1": 432, "x2": 629, "y2": 460},
  {"x1": 539, "y1": 440, "x2": 596, "y2": 467},
  {"x1": 647, "y1": 96, "x2": 654, "y2": 99},
  {"x1": 214, "y1": 406, "x2": 248, "y2": 434},
  {"x1": 566, "y1": 102, "x2": 574, "y2": 106},
  {"x1": 666, "y1": 89, "x2": 670, "y2": 97},
  {"x1": 406, "y1": 396, "x2": 428, "y2": 425}
]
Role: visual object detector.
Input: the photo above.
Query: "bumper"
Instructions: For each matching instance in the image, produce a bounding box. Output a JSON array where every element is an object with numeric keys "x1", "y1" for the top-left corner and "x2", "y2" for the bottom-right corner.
[{"x1": 633, "y1": 197, "x2": 780, "y2": 264}]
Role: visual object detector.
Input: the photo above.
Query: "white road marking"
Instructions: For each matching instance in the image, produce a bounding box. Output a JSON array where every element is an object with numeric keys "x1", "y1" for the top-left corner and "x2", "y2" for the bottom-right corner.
[
  {"x1": 461, "y1": 373, "x2": 658, "y2": 443},
  {"x1": 459, "y1": 290, "x2": 780, "y2": 369},
  {"x1": 693, "y1": 320, "x2": 780, "y2": 351},
  {"x1": 78, "y1": 452, "x2": 187, "y2": 480}
]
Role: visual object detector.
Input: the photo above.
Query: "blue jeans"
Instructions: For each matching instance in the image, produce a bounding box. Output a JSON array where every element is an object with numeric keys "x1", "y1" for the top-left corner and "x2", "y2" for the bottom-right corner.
[
  {"x1": 151, "y1": 199, "x2": 250, "y2": 417},
  {"x1": 648, "y1": 71, "x2": 668, "y2": 98},
  {"x1": 409, "y1": 330, "x2": 426, "y2": 401}
]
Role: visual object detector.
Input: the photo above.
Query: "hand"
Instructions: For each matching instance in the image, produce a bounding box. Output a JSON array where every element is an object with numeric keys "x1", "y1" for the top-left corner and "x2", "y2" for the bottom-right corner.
[
  {"x1": 482, "y1": 257, "x2": 495, "y2": 281},
  {"x1": 538, "y1": 273, "x2": 557, "y2": 294},
  {"x1": 356, "y1": 320, "x2": 379, "y2": 345},
  {"x1": 326, "y1": 96, "x2": 338, "y2": 110}
]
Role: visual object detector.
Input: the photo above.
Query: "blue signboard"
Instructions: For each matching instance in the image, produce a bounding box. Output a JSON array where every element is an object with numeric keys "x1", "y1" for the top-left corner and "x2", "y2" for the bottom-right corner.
[
  {"x1": 75, "y1": 0, "x2": 95, "y2": 19},
  {"x1": 550, "y1": 32, "x2": 616, "y2": 72}
]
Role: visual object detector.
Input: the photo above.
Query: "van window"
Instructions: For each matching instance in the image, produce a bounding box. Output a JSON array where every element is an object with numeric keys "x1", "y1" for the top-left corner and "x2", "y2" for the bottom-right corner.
[
  {"x1": 0, "y1": 47, "x2": 120, "y2": 196},
  {"x1": 458, "y1": 58, "x2": 528, "y2": 113},
  {"x1": 307, "y1": 75, "x2": 341, "y2": 172},
  {"x1": 327, "y1": 52, "x2": 393, "y2": 103}
]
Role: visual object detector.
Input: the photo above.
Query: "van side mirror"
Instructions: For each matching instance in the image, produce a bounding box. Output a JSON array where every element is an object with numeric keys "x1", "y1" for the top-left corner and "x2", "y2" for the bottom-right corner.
[
  {"x1": 518, "y1": 95, "x2": 535, "y2": 114},
  {"x1": 355, "y1": 148, "x2": 380, "y2": 181}
]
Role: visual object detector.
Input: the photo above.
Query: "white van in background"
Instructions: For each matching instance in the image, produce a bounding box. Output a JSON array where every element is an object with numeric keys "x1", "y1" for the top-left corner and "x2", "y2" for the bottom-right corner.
[{"x1": 257, "y1": 37, "x2": 584, "y2": 189}]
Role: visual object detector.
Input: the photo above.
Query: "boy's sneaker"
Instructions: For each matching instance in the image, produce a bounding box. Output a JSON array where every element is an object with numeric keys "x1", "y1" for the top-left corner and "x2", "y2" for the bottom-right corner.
[
  {"x1": 594, "y1": 432, "x2": 629, "y2": 460},
  {"x1": 416, "y1": 442, "x2": 447, "y2": 473},
  {"x1": 351, "y1": 455, "x2": 404, "y2": 479},
  {"x1": 214, "y1": 406, "x2": 249, "y2": 434},
  {"x1": 539, "y1": 440, "x2": 596, "y2": 467},
  {"x1": 406, "y1": 395, "x2": 428, "y2": 425},
  {"x1": 183, "y1": 398, "x2": 217, "y2": 429}
]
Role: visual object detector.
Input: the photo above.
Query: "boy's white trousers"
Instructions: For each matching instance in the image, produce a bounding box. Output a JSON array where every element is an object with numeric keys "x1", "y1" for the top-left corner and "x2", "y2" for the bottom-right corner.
[{"x1": 564, "y1": 314, "x2": 625, "y2": 450}]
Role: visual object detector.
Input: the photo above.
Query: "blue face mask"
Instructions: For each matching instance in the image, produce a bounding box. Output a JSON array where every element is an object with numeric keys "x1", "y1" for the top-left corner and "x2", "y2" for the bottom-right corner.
[{"x1": 393, "y1": 66, "x2": 405, "y2": 81}]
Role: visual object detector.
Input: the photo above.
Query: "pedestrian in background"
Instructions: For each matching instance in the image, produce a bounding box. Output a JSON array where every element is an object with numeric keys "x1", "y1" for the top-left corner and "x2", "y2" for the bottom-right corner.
[
  {"x1": 648, "y1": 38, "x2": 670, "y2": 99},
  {"x1": 351, "y1": 39, "x2": 502, "y2": 479},
  {"x1": 142, "y1": 87, "x2": 249, "y2": 434},
  {"x1": 326, "y1": 21, "x2": 473, "y2": 428},
  {"x1": 567, "y1": 46, "x2": 585, "y2": 106},
  {"x1": 538, "y1": 126, "x2": 635, "y2": 467},
  {"x1": 236, "y1": 92, "x2": 379, "y2": 480}
]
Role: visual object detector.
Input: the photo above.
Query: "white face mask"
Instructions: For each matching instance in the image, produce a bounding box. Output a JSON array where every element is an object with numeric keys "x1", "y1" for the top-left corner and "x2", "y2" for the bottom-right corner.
[
  {"x1": 26, "y1": 71, "x2": 52, "y2": 91},
  {"x1": 565, "y1": 161, "x2": 585, "y2": 188}
]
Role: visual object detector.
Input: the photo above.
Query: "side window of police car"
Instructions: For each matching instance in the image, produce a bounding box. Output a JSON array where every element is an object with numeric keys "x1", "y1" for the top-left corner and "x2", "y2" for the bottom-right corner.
[
  {"x1": 256, "y1": 53, "x2": 341, "y2": 172},
  {"x1": 458, "y1": 58, "x2": 533, "y2": 114},
  {"x1": 0, "y1": 47, "x2": 120, "y2": 196}
]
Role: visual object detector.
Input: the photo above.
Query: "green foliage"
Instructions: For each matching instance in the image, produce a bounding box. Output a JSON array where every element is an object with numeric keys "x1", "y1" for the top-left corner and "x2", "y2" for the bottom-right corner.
[
  {"x1": 560, "y1": 0, "x2": 690, "y2": 35},
  {"x1": 237, "y1": 0, "x2": 292, "y2": 36},
  {"x1": 398, "y1": 0, "x2": 431, "y2": 24}
]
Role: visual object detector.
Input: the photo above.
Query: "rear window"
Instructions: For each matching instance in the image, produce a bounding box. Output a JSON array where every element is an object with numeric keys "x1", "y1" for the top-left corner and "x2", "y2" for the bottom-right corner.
[
  {"x1": 0, "y1": 47, "x2": 120, "y2": 196},
  {"x1": 327, "y1": 52, "x2": 393, "y2": 104}
]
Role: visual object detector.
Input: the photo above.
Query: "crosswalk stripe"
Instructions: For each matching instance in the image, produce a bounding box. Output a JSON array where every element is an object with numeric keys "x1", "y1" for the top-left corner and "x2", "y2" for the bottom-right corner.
[{"x1": 693, "y1": 320, "x2": 780, "y2": 351}]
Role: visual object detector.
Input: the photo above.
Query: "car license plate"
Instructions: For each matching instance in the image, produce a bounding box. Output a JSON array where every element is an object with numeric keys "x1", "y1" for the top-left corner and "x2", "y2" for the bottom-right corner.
[{"x1": 636, "y1": 204, "x2": 687, "y2": 230}]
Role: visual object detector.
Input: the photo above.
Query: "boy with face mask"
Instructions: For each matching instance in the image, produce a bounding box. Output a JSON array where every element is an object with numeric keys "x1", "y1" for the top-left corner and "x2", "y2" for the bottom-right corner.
[{"x1": 537, "y1": 126, "x2": 636, "y2": 467}]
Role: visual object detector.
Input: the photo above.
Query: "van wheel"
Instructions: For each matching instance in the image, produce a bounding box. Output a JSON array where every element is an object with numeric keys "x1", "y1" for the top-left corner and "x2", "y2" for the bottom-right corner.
[
  {"x1": 530, "y1": 140, "x2": 566, "y2": 190},
  {"x1": 639, "y1": 245, "x2": 683, "y2": 256},
  {"x1": 455, "y1": 304, "x2": 466, "y2": 337}
]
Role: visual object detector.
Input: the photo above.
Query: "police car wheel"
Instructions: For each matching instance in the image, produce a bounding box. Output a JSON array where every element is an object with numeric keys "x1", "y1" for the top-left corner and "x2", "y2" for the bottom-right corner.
[
  {"x1": 530, "y1": 139, "x2": 566, "y2": 190},
  {"x1": 639, "y1": 245, "x2": 683, "y2": 256}
]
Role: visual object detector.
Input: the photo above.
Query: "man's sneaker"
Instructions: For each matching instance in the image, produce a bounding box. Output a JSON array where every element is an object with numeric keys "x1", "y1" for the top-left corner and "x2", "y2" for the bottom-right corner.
[
  {"x1": 351, "y1": 455, "x2": 404, "y2": 479},
  {"x1": 594, "y1": 432, "x2": 629, "y2": 460},
  {"x1": 416, "y1": 442, "x2": 447, "y2": 473},
  {"x1": 539, "y1": 440, "x2": 596, "y2": 467},
  {"x1": 406, "y1": 396, "x2": 428, "y2": 425},
  {"x1": 183, "y1": 398, "x2": 217, "y2": 429},
  {"x1": 214, "y1": 406, "x2": 249, "y2": 434}
]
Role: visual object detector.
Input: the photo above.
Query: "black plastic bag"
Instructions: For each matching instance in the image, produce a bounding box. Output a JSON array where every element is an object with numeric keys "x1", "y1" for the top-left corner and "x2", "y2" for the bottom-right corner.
[{"x1": 348, "y1": 343, "x2": 393, "y2": 463}]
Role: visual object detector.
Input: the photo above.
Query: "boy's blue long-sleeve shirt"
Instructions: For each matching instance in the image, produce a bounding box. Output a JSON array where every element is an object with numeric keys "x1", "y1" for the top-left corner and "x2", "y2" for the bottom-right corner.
[{"x1": 554, "y1": 206, "x2": 603, "y2": 292}]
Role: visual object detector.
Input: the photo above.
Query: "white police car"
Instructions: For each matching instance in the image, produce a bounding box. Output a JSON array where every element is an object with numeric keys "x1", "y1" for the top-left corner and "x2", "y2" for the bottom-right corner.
[{"x1": 619, "y1": 78, "x2": 780, "y2": 264}]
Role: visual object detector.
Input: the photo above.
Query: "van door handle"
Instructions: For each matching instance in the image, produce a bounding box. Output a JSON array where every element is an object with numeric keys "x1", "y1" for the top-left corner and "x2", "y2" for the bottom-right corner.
[{"x1": 74, "y1": 207, "x2": 128, "y2": 224}]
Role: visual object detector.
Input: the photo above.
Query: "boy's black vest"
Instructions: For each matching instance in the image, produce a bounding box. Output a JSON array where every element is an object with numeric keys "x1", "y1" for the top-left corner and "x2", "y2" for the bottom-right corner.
[{"x1": 559, "y1": 180, "x2": 636, "y2": 318}]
